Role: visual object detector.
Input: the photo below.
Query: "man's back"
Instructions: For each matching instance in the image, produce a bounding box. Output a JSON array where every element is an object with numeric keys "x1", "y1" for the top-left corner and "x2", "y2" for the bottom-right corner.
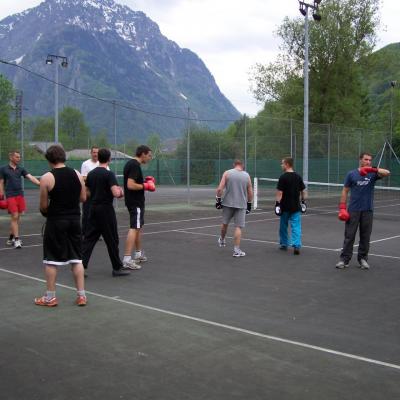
[{"x1": 223, "y1": 168, "x2": 249, "y2": 209}]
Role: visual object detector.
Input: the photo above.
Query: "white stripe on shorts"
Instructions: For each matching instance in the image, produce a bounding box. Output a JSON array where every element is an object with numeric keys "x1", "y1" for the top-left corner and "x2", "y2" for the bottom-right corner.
[
  {"x1": 43, "y1": 259, "x2": 83, "y2": 266},
  {"x1": 136, "y1": 207, "x2": 141, "y2": 228}
]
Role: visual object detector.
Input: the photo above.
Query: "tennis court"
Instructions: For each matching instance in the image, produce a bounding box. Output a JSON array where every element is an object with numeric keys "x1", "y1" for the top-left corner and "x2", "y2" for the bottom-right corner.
[{"x1": 0, "y1": 186, "x2": 399, "y2": 399}]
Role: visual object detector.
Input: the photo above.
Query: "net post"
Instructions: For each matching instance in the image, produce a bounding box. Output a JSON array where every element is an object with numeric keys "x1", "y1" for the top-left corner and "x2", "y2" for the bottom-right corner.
[{"x1": 253, "y1": 177, "x2": 258, "y2": 210}]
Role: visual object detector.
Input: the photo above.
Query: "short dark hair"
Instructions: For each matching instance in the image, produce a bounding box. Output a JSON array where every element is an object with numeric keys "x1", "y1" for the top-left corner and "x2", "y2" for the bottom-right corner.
[
  {"x1": 136, "y1": 145, "x2": 152, "y2": 157},
  {"x1": 359, "y1": 152, "x2": 372, "y2": 159},
  {"x1": 90, "y1": 146, "x2": 99, "y2": 153},
  {"x1": 233, "y1": 159, "x2": 243, "y2": 166},
  {"x1": 9, "y1": 150, "x2": 20, "y2": 156},
  {"x1": 45, "y1": 145, "x2": 66, "y2": 164},
  {"x1": 282, "y1": 157, "x2": 294, "y2": 167},
  {"x1": 98, "y1": 148, "x2": 111, "y2": 163}
]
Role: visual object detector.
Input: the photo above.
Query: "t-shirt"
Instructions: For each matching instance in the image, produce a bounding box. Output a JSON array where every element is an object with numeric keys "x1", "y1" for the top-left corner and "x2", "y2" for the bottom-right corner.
[
  {"x1": 277, "y1": 171, "x2": 306, "y2": 213},
  {"x1": 123, "y1": 159, "x2": 144, "y2": 208},
  {"x1": 81, "y1": 159, "x2": 99, "y2": 177},
  {"x1": 0, "y1": 164, "x2": 28, "y2": 197},
  {"x1": 344, "y1": 169, "x2": 381, "y2": 212},
  {"x1": 222, "y1": 168, "x2": 250, "y2": 209},
  {"x1": 86, "y1": 167, "x2": 118, "y2": 206}
]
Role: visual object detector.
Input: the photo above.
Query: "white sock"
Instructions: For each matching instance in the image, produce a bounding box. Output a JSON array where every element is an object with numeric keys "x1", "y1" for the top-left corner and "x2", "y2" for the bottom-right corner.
[
  {"x1": 234, "y1": 246, "x2": 240, "y2": 252},
  {"x1": 135, "y1": 250, "x2": 142, "y2": 258},
  {"x1": 46, "y1": 291, "x2": 56, "y2": 299},
  {"x1": 123, "y1": 255, "x2": 131, "y2": 263},
  {"x1": 77, "y1": 290, "x2": 86, "y2": 297}
]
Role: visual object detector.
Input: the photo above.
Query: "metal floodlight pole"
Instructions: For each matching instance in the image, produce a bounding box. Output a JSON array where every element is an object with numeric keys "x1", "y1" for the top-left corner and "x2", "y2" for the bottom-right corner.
[
  {"x1": 55, "y1": 62, "x2": 59, "y2": 143},
  {"x1": 298, "y1": 1, "x2": 322, "y2": 184},
  {"x1": 186, "y1": 106, "x2": 191, "y2": 205},
  {"x1": 46, "y1": 54, "x2": 68, "y2": 143},
  {"x1": 390, "y1": 81, "x2": 396, "y2": 145}
]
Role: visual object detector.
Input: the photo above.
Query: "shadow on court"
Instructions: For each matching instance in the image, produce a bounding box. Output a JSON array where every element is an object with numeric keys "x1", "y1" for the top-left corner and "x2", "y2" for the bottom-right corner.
[{"x1": 0, "y1": 187, "x2": 399, "y2": 399}]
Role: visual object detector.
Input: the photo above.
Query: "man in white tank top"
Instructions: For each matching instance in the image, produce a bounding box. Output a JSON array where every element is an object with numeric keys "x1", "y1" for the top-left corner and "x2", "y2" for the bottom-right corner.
[{"x1": 216, "y1": 159, "x2": 253, "y2": 257}]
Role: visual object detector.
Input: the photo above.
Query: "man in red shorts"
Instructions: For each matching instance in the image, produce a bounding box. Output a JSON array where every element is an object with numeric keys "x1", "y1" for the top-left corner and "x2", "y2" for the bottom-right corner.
[{"x1": 0, "y1": 150, "x2": 40, "y2": 248}]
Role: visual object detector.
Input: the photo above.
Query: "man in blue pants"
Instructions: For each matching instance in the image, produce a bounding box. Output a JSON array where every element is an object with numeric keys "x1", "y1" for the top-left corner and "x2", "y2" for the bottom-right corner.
[{"x1": 275, "y1": 157, "x2": 307, "y2": 255}]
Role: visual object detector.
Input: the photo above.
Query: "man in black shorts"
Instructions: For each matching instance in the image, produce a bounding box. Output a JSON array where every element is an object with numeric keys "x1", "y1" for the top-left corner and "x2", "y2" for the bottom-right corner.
[
  {"x1": 35, "y1": 145, "x2": 87, "y2": 307},
  {"x1": 123, "y1": 145, "x2": 155, "y2": 269},
  {"x1": 82, "y1": 148, "x2": 130, "y2": 277}
]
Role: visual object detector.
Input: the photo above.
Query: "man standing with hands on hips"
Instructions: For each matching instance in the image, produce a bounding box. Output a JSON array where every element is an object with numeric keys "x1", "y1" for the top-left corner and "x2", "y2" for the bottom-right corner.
[
  {"x1": 336, "y1": 152, "x2": 390, "y2": 270},
  {"x1": 123, "y1": 145, "x2": 155, "y2": 270}
]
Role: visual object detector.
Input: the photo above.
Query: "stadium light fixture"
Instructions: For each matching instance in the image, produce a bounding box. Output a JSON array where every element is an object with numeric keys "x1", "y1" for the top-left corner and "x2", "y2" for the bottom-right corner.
[
  {"x1": 298, "y1": 1, "x2": 322, "y2": 184},
  {"x1": 45, "y1": 54, "x2": 68, "y2": 144}
]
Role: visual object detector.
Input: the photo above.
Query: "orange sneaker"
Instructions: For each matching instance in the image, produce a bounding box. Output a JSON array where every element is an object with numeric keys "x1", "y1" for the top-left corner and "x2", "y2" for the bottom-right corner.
[
  {"x1": 76, "y1": 295, "x2": 87, "y2": 306},
  {"x1": 34, "y1": 296, "x2": 58, "y2": 307}
]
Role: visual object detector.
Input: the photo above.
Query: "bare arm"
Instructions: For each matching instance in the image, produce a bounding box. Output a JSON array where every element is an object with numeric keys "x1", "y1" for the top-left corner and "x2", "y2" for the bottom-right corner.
[
  {"x1": 39, "y1": 172, "x2": 53, "y2": 214},
  {"x1": 26, "y1": 173, "x2": 40, "y2": 186},
  {"x1": 216, "y1": 171, "x2": 228, "y2": 197},
  {"x1": 377, "y1": 167, "x2": 390, "y2": 178},
  {"x1": 75, "y1": 170, "x2": 87, "y2": 203},
  {"x1": 300, "y1": 190, "x2": 307, "y2": 201},
  {"x1": 276, "y1": 190, "x2": 283, "y2": 202},
  {"x1": 0, "y1": 178, "x2": 4, "y2": 197},
  {"x1": 111, "y1": 185, "x2": 123, "y2": 198},
  {"x1": 127, "y1": 178, "x2": 144, "y2": 191},
  {"x1": 340, "y1": 186, "x2": 350, "y2": 204},
  {"x1": 247, "y1": 176, "x2": 253, "y2": 202}
]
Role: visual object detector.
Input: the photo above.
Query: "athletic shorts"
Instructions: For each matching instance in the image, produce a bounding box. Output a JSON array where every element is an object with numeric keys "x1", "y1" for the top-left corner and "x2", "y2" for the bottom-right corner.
[
  {"x1": 7, "y1": 195, "x2": 26, "y2": 214},
  {"x1": 128, "y1": 206, "x2": 145, "y2": 229},
  {"x1": 43, "y1": 218, "x2": 82, "y2": 265},
  {"x1": 222, "y1": 206, "x2": 246, "y2": 228}
]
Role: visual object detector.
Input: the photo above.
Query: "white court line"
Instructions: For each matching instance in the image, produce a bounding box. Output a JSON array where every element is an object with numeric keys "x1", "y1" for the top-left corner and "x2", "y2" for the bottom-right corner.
[{"x1": 0, "y1": 267, "x2": 399, "y2": 372}]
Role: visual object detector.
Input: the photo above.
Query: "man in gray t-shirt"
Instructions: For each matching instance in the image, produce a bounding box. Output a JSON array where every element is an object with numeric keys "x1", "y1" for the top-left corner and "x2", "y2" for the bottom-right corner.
[{"x1": 216, "y1": 159, "x2": 253, "y2": 257}]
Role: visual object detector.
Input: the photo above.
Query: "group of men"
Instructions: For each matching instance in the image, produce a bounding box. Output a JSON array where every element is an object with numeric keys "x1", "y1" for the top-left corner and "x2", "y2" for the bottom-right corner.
[
  {"x1": 0, "y1": 145, "x2": 154, "y2": 307},
  {"x1": 216, "y1": 153, "x2": 390, "y2": 271},
  {"x1": 0, "y1": 148, "x2": 390, "y2": 308}
]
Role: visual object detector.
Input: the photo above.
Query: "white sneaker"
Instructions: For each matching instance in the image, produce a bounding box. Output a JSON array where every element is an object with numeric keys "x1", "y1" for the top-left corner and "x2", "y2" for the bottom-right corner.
[
  {"x1": 6, "y1": 238, "x2": 15, "y2": 246},
  {"x1": 233, "y1": 249, "x2": 246, "y2": 257},
  {"x1": 359, "y1": 259, "x2": 370, "y2": 270},
  {"x1": 122, "y1": 259, "x2": 142, "y2": 270},
  {"x1": 14, "y1": 239, "x2": 22, "y2": 249},
  {"x1": 335, "y1": 260, "x2": 349, "y2": 269},
  {"x1": 134, "y1": 252, "x2": 147, "y2": 262},
  {"x1": 218, "y1": 237, "x2": 226, "y2": 247}
]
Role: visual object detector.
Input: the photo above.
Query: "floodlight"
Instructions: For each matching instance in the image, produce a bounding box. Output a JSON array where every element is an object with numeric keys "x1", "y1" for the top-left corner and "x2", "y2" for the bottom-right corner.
[
  {"x1": 61, "y1": 59, "x2": 68, "y2": 68},
  {"x1": 299, "y1": 5, "x2": 307, "y2": 16},
  {"x1": 45, "y1": 57, "x2": 53, "y2": 65},
  {"x1": 390, "y1": 81, "x2": 397, "y2": 88},
  {"x1": 312, "y1": 13, "x2": 322, "y2": 21}
]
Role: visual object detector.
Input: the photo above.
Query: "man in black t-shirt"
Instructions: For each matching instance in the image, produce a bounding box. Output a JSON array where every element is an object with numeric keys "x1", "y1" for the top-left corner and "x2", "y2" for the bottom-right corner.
[
  {"x1": 275, "y1": 157, "x2": 307, "y2": 255},
  {"x1": 82, "y1": 148, "x2": 130, "y2": 277},
  {"x1": 122, "y1": 145, "x2": 154, "y2": 269}
]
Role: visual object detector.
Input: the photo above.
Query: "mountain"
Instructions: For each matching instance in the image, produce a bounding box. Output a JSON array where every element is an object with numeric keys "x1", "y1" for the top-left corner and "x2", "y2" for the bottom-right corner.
[{"x1": 0, "y1": 0, "x2": 241, "y2": 142}]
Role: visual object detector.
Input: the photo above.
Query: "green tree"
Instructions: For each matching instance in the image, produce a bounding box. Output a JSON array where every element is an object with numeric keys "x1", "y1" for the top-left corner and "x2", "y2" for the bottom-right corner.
[
  {"x1": 59, "y1": 106, "x2": 90, "y2": 150},
  {"x1": 250, "y1": 0, "x2": 380, "y2": 127},
  {"x1": 31, "y1": 117, "x2": 55, "y2": 142},
  {"x1": 0, "y1": 74, "x2": 16, "y2": 159}
]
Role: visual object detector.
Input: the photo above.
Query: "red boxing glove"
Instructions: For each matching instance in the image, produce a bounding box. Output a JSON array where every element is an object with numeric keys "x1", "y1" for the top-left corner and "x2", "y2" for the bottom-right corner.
[
  {"x1": 359, "y1": 167, "x2": 378, "y2": 176},
  {"x1": 145, "y1": 176, "x2": 156, "y2": 184},
  {"x1": 0, "y1": 198, "x2": 8, "y2": 210},
  {"x1": 143, "y1": 180, "x2": 156, "y2": 192},
  {"x1": 338, "y1": 202, "x2": 350, "y2": 222}
]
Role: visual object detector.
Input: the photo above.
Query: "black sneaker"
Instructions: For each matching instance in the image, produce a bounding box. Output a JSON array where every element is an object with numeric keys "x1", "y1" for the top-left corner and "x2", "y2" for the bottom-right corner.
[
  {"x1": 293, "y1": 248, "x2": 300, "y2": 255},
  {"x1": 279, "y1": 245, "x2": 288, "y2": 251},
  {"x1": 112, "y1": 269, "x2": 131, "y2": 277}
]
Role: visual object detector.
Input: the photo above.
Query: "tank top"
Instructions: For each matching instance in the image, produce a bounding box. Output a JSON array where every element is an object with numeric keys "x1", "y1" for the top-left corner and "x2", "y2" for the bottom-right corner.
[
  {"x1": 222, "y1": 168, "x2": 250, "y2": 209},
  {"x1": 48, "y1": 167, "x2": 81, "y2": 219}
]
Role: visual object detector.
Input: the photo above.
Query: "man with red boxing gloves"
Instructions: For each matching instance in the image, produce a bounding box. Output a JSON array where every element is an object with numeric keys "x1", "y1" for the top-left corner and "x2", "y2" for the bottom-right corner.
[
  {"x1": 123, "y1": 145, "x2": 154, "y2": 269},
  {"x1": 336, "y1": 152, "x2": 390, "y2": 270}
]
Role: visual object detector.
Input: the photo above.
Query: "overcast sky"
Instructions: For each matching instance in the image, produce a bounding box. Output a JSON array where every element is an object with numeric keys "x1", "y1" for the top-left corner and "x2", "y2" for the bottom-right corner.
[{"x1": 0, "y1": 0, "x2": 399, "y2": 115}]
